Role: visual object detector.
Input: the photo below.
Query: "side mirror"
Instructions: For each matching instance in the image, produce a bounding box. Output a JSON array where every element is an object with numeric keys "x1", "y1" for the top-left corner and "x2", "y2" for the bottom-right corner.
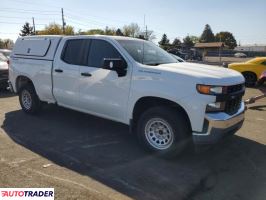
[{"x1": 102, "y1": 58, "x2": 127, "y2": 77}]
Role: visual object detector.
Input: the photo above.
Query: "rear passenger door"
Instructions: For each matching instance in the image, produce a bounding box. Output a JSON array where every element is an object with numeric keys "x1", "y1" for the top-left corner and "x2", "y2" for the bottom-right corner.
[
  {"x1": 53, "y1": 39, "x2": 90, "y2": 109},
  {"x1": 79, "y1": 39, "x2": 131, "y2": 123}
]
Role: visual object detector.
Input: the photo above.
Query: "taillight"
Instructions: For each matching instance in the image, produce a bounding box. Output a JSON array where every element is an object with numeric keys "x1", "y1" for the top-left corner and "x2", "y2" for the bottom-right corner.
[{"x1": 7, "y1": 60, "x2": 10, "y2": 65}]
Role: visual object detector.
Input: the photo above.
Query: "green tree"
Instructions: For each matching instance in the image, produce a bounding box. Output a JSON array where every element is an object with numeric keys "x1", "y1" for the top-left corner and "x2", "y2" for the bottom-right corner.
[
  {"x1": 200, "y1": 24, "x2": 215, "y2": 43},
  {"x1": 37, "y1": 23, "x2": 62, "y2": 35},
  {"x1": 189, "y1": 36, "x2": 200, "y2": 44},
  {"x1": 122, "y1": 23, "x2": 140, "y2": 37},
  {"x1": 37, "y1": 23, "x2": 74, "y2": 35},
  {"x1": 215, "y1": 31, "x2": 237, "y2": 49},
  {"x1": 65, "y1": 25, "x2": 75, "y2": 35},
  {"x1": 145, "y1": 30, "x2": 156, "y2": 41},
  {"x1": 85, "y1": 29, "x2": 105, "y2": 35},
  {"x1": 172, "y1": 38, "x2": 181, "y2": 47},
  {"x1": 115, "y1": 28, "x2": 124, "y2": 36},
  {"x1": 20, "y1": 22, "x2": 34, "y2": 36},
  {"x1": 158, "y1": 34, "x2": 170, "y2": 49},
  {"x1": 183, "y1": 36, "x2": 194, "y2": 48},
  {"x1": 0, "y1": 39, "x2": 14, "y2": 49},
  {"x1": 3, "y1": 39, "x2": 14, "y2": 49},
  {"x1": 0, "y1": 39, "x2": 5, "y2": 49},
  {"x1": 138, "y1": 30, "x2": 156, "y2": 41},
  {"x1": 104, "y1": 26, "x2": 116, "y2": 35}
]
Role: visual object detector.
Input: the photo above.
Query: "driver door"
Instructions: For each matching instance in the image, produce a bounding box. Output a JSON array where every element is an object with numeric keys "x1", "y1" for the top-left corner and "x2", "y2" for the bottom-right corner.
[{"x1": 79, "y1": 39, "x2": 131, "y2": 123}]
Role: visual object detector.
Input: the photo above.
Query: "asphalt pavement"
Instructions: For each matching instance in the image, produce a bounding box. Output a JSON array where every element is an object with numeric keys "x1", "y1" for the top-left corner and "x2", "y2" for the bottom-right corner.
[{"x1": 0, "y1": 86, "x2": 266, "y2": 200}]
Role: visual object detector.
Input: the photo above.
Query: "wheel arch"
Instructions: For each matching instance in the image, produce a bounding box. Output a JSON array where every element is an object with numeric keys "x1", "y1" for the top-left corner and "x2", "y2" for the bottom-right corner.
[
  {"x1": 15, "y1": 75, "x2": 35, "y2": 93},
  {"x1": 242, "y1": 71, "x2": 258, "y2": 81},
  {"x1": 131, "y1": 96, "x2": 192, "y2": 132}
]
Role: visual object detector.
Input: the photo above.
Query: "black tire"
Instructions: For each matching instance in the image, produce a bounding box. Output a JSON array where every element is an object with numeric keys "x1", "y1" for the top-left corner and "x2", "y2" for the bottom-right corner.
[
  {"x1": 242, "y1": 72, "x2": 257, "y2": 87},
  {"x1": 0, "y1": 81, "x2": 8, "y2": 91},
  {"x1": 19, "y1": 84, "x2": 42, "y2": 114},
  {"x1": 137, "y1": 106, "x2": 191, "y2": 158}
]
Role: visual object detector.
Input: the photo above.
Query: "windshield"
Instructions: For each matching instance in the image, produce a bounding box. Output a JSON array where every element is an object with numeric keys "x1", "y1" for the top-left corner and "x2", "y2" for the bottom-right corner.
[{"x1": 116, "y1": 39, "x2": 178, "y2": 66}]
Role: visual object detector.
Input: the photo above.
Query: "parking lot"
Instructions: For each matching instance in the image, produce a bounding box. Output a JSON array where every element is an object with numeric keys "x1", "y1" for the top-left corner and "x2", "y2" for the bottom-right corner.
[{"x1": 0, "y1": 87, "x2": 266, "y2": 200}]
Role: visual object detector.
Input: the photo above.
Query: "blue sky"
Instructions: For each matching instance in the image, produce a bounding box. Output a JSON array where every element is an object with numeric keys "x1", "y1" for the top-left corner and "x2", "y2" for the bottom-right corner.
[{"x1": 1, "y1": 0, "x2": 265, "y2": 45}]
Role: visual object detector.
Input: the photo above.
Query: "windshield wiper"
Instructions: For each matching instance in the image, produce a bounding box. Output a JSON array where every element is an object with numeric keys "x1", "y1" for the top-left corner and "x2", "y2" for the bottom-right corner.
[{"x1": 146, "y1": 63, "x2": 162, "y2": 66}]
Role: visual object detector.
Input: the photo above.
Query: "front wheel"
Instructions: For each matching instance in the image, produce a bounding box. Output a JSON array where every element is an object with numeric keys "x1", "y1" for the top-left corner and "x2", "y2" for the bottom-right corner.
[
  {"x1": 19, "y1": 84, "x2": 42, "y2": 114},
  {"x1": 137, "y1": 107, "x2": 191, "y2": 157}
]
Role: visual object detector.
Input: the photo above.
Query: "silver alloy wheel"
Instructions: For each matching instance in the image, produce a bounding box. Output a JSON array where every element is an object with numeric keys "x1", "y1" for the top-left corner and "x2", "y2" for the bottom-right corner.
[
  {"x1": 21, "y1": 90, "x2": 32, "y2": 110},
  {"x1": 144, "y1": 118, "x2": 174, "y2": 150}
]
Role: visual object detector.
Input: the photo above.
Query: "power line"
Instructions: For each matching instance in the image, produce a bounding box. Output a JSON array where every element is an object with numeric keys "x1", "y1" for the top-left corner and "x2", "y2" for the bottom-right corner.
[
  {"x1": 64, "y1": 9, "x2": 134, "y2": 25},
  {"x1": 0, "y1": 15, "x2": 61, "y2": 21},
  {"x1": 66, "y1": 13, "x2": 117, "y2": 27},
  {"x1": 0, "y1": 9, "x2": 60, "y2": 15},
  {"x1": 0, "y1": 7, "x2": 59, "y2": 13},
  {"x1": 0, "y1": 21, "x2": 46, "y2": 25}
]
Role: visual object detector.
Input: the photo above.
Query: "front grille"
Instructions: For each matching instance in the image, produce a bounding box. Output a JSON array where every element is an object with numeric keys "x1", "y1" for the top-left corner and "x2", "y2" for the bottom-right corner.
[
  {"x1": 226, "y1": 84, "x2": 244, "y2": 94},
  {"x1": 0, "y1": 70, "x2": 8, "y2": 79},
  {"x1": 225, "y1": 96, "x2": 242, "y2": 115}
]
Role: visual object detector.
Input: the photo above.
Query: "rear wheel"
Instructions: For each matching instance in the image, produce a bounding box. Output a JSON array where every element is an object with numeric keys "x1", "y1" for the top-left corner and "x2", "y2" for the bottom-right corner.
[
  {"x1": 242, "y1": 72, "x2": 257, "y2": 87},
  {"x1": 19, "y1": 84, "x2": 42, "y2": 114},
  {"x1": 137, "y1": 106, "x2": 191, "y2": 157}
]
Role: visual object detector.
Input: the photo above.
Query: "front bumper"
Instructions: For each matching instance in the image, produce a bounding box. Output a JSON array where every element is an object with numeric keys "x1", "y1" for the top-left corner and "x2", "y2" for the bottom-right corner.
[{"x1": 193, "y1": 102, "x2": 245, "y2": 144}]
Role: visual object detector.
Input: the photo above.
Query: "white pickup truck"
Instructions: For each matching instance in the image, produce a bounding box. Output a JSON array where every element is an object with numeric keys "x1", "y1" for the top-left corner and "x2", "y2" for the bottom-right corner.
[{"x1": 9, "y1": 35, "x2": 245, "y2": 156}]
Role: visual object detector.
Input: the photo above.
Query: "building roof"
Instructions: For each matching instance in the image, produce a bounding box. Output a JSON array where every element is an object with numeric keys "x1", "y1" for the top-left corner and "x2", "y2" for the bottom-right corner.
[{"x1": 194, "y1": 42, "x2": 225, "y2": 48}]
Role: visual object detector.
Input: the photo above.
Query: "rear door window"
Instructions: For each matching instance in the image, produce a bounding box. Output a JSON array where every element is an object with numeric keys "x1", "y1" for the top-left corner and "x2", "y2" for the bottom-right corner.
[{"x1": 62, "y1": 39, "x2": 90, "y2": 66}]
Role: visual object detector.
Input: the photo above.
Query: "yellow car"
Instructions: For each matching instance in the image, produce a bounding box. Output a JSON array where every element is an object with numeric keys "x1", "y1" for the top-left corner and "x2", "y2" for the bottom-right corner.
[{"x1": 228, "y1": 57, "x2": 266, "y2": 86}]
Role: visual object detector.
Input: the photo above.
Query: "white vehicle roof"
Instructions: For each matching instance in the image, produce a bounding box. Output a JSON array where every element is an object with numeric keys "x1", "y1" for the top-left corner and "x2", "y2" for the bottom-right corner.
[
  {"x1": 12, "y1": 35, "x2": 143, "y2": 60},
  {"x1": 12, "y1": 36, "x2": 62, "y2": 60}
]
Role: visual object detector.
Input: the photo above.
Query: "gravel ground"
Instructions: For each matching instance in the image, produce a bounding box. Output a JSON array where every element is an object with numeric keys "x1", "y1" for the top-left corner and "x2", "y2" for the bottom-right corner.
[{"x1": 0, "y1": 86, "x2": 265, "y2": 200}]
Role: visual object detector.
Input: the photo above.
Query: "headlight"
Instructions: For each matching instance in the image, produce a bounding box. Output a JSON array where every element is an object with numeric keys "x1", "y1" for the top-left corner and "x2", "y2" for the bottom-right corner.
[{"x1": 196, "y1": 84, "x2": 224, "y2": 95}]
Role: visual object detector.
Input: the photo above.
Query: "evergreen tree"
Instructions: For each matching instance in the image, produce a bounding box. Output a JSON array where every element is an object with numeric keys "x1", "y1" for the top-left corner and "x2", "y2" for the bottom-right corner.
[
  {"x1": 200, "y1": 24, "x2": 215, "y2": 42},
  {"x1": 183, "y1": 36, "x2": 194, "y2": 48},
  {"x1": 215, "y1": 31, "x2": 237, "y2": 49},
  {"x1": 159, "y1": 34, "x2": 170, "y2": 46},
  {"x1": 172, "y1": 38, "x2": 181, "y2": 48},
  {"x1": 20, "y1": 22, "x2": 34, "y2": 36},
  {"x1": 115, "y1": 28, "x2": 124, "y2": 36}
]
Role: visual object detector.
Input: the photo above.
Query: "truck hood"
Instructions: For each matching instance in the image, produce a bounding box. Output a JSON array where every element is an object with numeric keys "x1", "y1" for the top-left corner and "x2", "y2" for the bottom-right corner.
[{"x1": 151, "y1": 62, "x2": 245, "y2": 85}]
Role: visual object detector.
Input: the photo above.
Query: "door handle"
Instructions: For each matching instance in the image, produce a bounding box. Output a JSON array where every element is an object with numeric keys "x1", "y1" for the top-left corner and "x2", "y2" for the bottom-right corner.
[
  {"x1": 81, "y1": 72, "x2": 92, "y2": 77},
  {"x1": 55, "y1": 69, "x2": 63, "y2": 73}
]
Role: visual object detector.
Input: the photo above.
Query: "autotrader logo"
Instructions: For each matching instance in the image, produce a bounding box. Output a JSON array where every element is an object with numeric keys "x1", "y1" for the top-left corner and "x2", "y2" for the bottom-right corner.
[{"x1": 0, "y1": 188, "x2": 54, "y2": 200}]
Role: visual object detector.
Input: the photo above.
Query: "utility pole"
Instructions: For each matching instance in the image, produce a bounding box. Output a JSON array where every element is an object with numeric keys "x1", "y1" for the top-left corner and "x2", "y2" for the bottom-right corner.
[
  {"x1": 144, "y1": 14, "x2": 146, "y2": 30},
  {"x1": 61, "y1": 8, "x2": 66, "y2": 34},
  {"x1": 32, "y1": 17, "x2": 36, "y2": 35},
  {"x1": 143, "y1": 14, "x2": 148, "y2": 40},
  {"x1": 219, "y1": 34, "x2": 222, "y2": 65},
  {"x1": 145, "y1": 25, "x2": 148, "y2": 40}
]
